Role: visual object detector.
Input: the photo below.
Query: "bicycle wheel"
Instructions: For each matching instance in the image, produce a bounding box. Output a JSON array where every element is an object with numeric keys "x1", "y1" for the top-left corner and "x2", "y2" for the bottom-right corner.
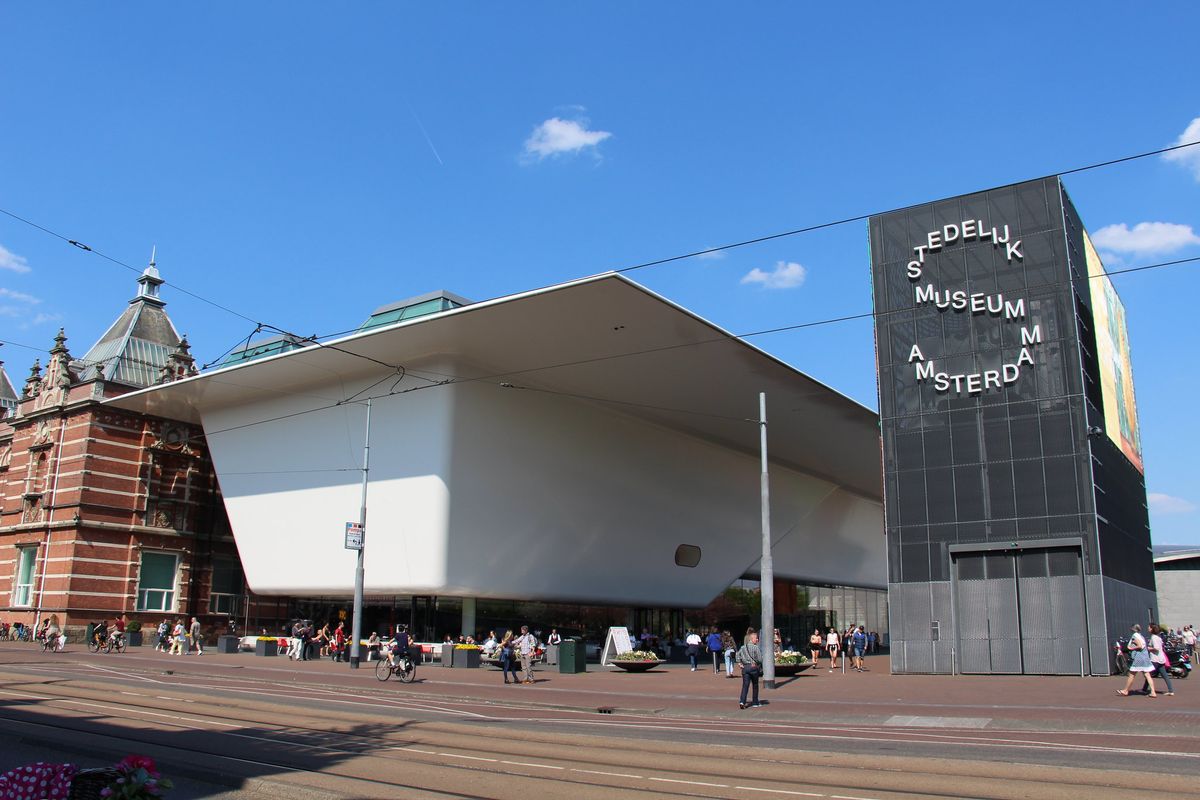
[
  {"x1": 1115, "y1": 652, "x2": 1129, "y2": 676},
  {"x1": 88, "y1": 639, "x2": 101, "y2": 654},
  {"x1": 375, "y1": 658, "x2": 392, "y2": 681},
  {"x1": 398, "y1": 660, "x2": 416, "y2": 684},
  {"x1": 114, "y1": 638, "x2": 127, "y2": 654}
]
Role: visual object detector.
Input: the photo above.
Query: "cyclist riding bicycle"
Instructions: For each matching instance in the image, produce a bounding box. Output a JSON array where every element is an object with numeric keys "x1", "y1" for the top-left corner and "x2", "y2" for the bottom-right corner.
[
  {"x1": 388, "y1": 624, "x2": 411, "y2": 668},
  {"x1": 108, "y1": 614, "x2": 126, "y2": 647}
]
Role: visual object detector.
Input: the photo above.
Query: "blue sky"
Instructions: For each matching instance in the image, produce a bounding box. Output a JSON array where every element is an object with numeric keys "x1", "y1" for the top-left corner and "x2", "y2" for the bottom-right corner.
[{"x1": 1, "y1": 4, "x2": 1198, "y2": 543}]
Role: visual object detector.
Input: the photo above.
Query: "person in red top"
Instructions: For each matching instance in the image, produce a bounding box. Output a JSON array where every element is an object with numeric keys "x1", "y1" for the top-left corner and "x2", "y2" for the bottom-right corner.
[
  {"x1": 110, "y1": 613, "x2": 127, "y2": 646},
  {"x1": 334, "y1": 622, "x2": 347, "y2": 662}
]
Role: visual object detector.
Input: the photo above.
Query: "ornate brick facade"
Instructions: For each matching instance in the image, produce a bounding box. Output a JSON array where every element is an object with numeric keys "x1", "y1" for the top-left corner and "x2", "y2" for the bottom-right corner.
[{"x1": 0, "y1": 267, "x2": 287, "y2": 642}]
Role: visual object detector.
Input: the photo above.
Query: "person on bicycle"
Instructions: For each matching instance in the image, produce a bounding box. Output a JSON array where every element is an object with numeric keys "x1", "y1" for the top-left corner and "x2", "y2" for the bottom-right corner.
[
  {"x1": 44, "y1": 614, "x2": 63, "y2": 651},
  {"x1": 108, "y1": 614, "x2": 126, "y2": 648},
  {"x1": 389, "y1": 624, "x2": 411, "y2": 669},
  {"x1": 91, "y1": 619, "x2": 108, "y2": 649}
]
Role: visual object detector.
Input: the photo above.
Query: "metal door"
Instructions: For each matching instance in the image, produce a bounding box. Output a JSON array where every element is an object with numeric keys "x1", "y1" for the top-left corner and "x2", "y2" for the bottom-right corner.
[{"x1": 954, "y1": 552, "x2": 1021, "y2": 673}]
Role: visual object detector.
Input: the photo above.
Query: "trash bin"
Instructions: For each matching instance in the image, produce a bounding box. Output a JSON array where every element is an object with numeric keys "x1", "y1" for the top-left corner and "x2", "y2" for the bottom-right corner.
[
  {"x1": 544, "y1": 644, "x2": 559, "y2": 666},
  {"x1": 85, "y1": 623, "x2": 96, "y2": 645},
  {"x1": 558, "y1": 639, "x2": 586, "y2": 674},
  {"x1": 217, "y1": 635, "x2": 239, "y2": 654}
]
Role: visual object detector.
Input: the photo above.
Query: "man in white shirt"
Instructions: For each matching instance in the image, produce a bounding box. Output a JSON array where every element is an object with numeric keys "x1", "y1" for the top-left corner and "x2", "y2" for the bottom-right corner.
[
  {"x1": 685, "y1": 630, "x2": 703, "y2": 671},
  {"x1": 514, "y1": 625, "x2": 538, "y2": 684},
  {"x1": 1183, "y1": 626, "x2": 1196, "y2": 661}
]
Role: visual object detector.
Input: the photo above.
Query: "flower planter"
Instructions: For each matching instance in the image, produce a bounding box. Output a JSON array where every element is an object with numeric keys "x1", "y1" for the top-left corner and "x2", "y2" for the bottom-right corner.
[
  {"x1": 217, "y1": 635, "x2": 240, "y2": 654},
  {"x1": 772, "y1": 662, "x2": 813, "y2": 676},
  {"x1": 255, "y1": 639, "x2": 278, "y2": 657},
  {"x1": 612, "y1": 660, "x2": 661, "y2": 672},
  {"x1": 452, "y1": 648, "x2": 482, "y2": 669},
  {"x1": 126, "y1": 631, "x2": 143, "y2": 648},
  {"x1": 441, "y1": 643, "x2": 457, "y2": 667}
]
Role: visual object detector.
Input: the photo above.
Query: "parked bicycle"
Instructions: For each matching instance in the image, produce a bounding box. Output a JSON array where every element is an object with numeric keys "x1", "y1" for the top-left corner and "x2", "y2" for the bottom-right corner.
[{"x1": 375, "y1": 653, "x2": 416, "y2": 683}]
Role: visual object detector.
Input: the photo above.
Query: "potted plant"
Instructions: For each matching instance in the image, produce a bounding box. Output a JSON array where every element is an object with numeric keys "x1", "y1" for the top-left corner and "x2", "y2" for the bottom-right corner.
[
  {"x1": 611, "y1": 649, "x2": 662, "y2": 672},
  {"x1": 452, "y1": 644, "x2": 482, "y2": 668},
  {"x1": 254, "y1": 636, "x2": 278, "y2": 657},
  {"x1": 125, "y1": 620, "x2": 143, "y2": 648}
]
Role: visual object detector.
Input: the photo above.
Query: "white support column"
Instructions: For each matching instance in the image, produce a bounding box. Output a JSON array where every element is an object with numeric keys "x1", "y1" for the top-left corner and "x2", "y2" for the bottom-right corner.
[{"x1": 461, "y1": 597, "x2": 476, "y2": 639}]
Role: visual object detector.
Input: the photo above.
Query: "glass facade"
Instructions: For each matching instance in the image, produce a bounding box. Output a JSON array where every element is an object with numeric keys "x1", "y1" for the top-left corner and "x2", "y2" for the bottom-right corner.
[{"x1": 870, "y1": 178, "x2": 1153, "y2": 675}]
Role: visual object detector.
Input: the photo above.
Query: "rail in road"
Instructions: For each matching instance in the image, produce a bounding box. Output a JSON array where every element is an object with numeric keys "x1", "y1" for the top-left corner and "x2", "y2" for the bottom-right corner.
[{"x1": 2, "y1": 660, "x2": 1197, "y2": 799}]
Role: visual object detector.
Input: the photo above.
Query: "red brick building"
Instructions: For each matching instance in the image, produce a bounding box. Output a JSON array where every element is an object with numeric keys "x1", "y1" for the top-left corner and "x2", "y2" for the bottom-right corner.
[{"x1": 0, "y1": 265, "x2": 285, "y2": 642}]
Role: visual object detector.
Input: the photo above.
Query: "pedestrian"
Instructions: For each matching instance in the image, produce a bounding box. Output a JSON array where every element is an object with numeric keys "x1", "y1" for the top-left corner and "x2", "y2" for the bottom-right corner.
[
  {"x1": 826, "y1": 627, "x2": 840, "y2": 671},
  {"x1": 809, "y1": 628, "x2": 823, "y2": 669},
  {"x1": 736, "y1": 629, "x2": 764, "y2": 709},
  {"x1": 333, "y1": 621, "x2": 347, "y2": 662},
  {"x1": 499, "y1": 630, "x2": 519, "y2": 684},
  {"x1": 514, "y1": 625, "x2": 538, "y2": 684},
  {"x1": 317, "y1": 622, "x2": 331, "y2": 657},
  {"x1": 1117, "y1": 623, "x2": 1156, "y2": 697},
  {"x1": 1183, "y1": 625, "x2": 1196, "y2": 662},
  {"x1": 170, "y1": 619, "x2": 185, "y2": 655},
  {"x1": 1148, "y1": 623, "x2": 1176, "y2": 697},
  {"x1": 851, "y1": 626, "x2": 867, "y2": 671},
  {"x1": 685, "y1": 629, "x2": 702, "y2": 671},
  {"x1": 867, "y1": 630, "x2": 878, "y2": 655},
  {"x1": 189, "y1": 617, "x2": 203, "y2": 655},
  {"x1": 721, "y1": 629, "x2": 737, "y2": 678},
  {"x1": 155, "y1": 619, "x2": 169, "y2": 653},
  {"x1": 547, "y1": 629, "x2": 562, "y2": 647},
  {"x1": 706, "y1": 627, "x2": 723, "y2": 673}
]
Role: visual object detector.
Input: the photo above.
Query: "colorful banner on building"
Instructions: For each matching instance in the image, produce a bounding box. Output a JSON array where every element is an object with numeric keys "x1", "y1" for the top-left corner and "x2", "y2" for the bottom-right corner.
[{"x1": 1083, "y1": 232, "x2": 1143, "y2": 473}]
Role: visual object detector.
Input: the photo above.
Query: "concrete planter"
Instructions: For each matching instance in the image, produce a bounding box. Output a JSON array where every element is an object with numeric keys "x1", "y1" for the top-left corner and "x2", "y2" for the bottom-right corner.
[
  {"x1": 255, "y1": 639, "x2": 278, "y2": 657},
  {"x1": 126, "y1": 631, "x2": 143, "y2": 647},
  {"x1": 217, "y1": 635, "x2": 240, "y2": 654},
  {"x1": 451, "y1": 648, "x2": 481, "y2": 668}
]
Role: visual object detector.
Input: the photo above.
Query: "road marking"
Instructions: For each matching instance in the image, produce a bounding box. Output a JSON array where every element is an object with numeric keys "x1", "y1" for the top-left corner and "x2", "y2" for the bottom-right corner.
[
  {"x1": 832, "y1": 796, "x2": 885, "y2": 800},
  {"x1": 82, "y1": 664, "x2": 161, "y2": 684},
  {"x1": 571, "y1": 769, "x2": 644, "y2": 779},
  {"x1": 500, "y1": 760, "x2": 564, "y2": 770},
  {"x1": 885, "y1": 715, "x2": 991, "y2": 728},
  {"x1": 438, "y1": 753, "x2": 498, "y2": 762},
  {"x1": 649, "y1": 777, "x2": 728, "y2": 787},
  {"x1": 736, "y1": 788, "x2": 824, "y2": 797}
]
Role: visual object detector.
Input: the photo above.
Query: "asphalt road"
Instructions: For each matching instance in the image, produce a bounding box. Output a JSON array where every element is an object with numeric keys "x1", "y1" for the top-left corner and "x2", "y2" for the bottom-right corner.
[{"x1": 1, "y1": 648, "x2": 1198, "y2": 799}]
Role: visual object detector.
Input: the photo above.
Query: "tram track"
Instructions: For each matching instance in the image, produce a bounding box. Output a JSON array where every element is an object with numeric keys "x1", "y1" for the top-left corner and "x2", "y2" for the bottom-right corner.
[{"x1": 0, "y1": 672, "x2": 1193, "y2": 800}]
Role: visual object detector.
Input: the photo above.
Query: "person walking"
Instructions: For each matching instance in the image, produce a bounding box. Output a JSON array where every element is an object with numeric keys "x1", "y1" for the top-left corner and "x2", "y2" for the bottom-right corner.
[
  {"x1": 1148, "y1": 623, "x2": 1176, "y2": 697},
  {"x1": 155, "y1": 619, "x2": 170, "y2": 653},
  {"x1": 333, "y1": 621, "x2": 347, "y2": 662},
  {"x1": 189, "y1": 617, "x2": 203, "y2": 655},
  {"x1": 706, "y1": 627, "x2": 723, "y2": 674},
  {"x1": 514, "y1": 625, "x2": 538, "y2": 684},
  {"x1": 685, "y1": 629, "x2": 702, "y2": 671},
  {"x1": 826, "y1": 627, "x2": 840, "y2": 671},
  {"x1": 170, "y1": 619, "x2": 186, "y2": 655},
  {"x1": 1117, "y1": 623, "x2": 1156, "y2": 697},
  {"x1": 851, "y1": 626, "x2": 867, "y2": 671},
  {"x1": 499, "y1": 630, "x2": 519, "y2": 684},
  {"x1": 736, "y1": 629, "x2": 764, "y2": 709},
  {"x1": 721, "y1": 629, "x2": 737, "y2": 678},
  {"x1": 809, "y1": 629, "x2": 823, "y2": 670}
]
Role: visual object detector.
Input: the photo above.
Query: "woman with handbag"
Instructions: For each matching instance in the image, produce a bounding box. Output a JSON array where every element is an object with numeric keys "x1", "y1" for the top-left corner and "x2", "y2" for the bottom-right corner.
[
  {"x1": 1117, "y1": 623, "x2": 1157, "y2": 697},
  {"x1": 499, "y1": 630, "x2": 519, "y2": 685},
  {"x1": 1148, "y1": 623, "x2": 1176, "y2": 696},
  {"x1": 737, "y1": 630, "x2": 764, "y2": 709}
]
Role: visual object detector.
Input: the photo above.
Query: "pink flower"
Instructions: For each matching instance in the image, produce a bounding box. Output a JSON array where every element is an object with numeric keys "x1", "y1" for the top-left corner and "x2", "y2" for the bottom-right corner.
[
  {"x1": 116, "y1": 756, "x2": 156, "y2": 774},
  {"x1": 99, "y1": 788, "x2": 113, "y2": 798}
]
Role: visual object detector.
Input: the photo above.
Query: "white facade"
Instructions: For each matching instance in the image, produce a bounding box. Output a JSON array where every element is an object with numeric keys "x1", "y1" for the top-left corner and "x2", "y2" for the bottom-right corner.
[
  {"x1": 111, "y1": 274, "x2": 885, "y2": 607},
  {"x1": 1154, "y1": 552, "x2": 1200, "y2": 628}
]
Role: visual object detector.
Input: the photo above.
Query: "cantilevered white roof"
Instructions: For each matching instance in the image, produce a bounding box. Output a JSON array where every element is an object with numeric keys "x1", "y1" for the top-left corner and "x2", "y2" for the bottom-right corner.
[{"x1": 107, "y1": 273, "x2": 882, "y2": 498}]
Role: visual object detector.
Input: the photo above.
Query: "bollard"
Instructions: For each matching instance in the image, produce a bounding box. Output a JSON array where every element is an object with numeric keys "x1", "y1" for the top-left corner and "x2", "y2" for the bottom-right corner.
[{"x1": 1080, "y1": 647, "x2": 1085, "y2": 677}]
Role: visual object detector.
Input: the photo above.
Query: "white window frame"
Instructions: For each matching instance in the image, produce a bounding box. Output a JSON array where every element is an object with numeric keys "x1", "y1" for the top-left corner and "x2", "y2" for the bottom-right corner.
[
  {"x1": 12, "y1": 546, "x2": 37, "y2": 607},
  {"x1": 135, "y1": 550, "x2": 180, "y2": 613}
]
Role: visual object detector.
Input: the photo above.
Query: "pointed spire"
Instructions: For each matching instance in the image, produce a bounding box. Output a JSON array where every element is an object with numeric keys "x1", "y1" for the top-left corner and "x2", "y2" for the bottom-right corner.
[
  {"x1": 23, "y1": 359, "x2": 41, "y2": 399},
  {"x1": 50, "y1": 327, "x2": 70, "y2": 357},
  {"x1": 159, "y1": 334, "x2": 199, "y2": 384},
  {"x1": 134, "y1": 247, "x2": 165, "y2": 306}
]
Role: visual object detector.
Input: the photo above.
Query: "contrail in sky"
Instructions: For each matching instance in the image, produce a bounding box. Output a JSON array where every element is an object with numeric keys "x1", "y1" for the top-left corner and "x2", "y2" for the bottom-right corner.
[{"x1": 408, "y1": 105, "x2": 444, "y2": 166}]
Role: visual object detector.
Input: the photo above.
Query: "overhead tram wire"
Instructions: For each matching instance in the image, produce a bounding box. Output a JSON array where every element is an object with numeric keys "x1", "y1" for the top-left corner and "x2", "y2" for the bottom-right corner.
[
  {"x1": 178, "y1": 252, "x2": 1200, "y2": 450},
  {"x1": 610, "y1": 138, "x2": 1200, "y2": 275}
]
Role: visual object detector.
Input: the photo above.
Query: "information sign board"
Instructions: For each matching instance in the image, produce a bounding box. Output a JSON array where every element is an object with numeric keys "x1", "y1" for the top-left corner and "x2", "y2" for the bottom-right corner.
[
  {"x1": 600, "y1": 626, "x2": 633, "y2": 666},
  {"x1": 344, "y1": 522, "x2": 364, "y2": 551}
]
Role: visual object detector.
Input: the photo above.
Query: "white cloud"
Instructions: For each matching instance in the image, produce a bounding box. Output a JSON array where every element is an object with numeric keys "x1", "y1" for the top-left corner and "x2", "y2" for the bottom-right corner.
[
  {"x1": 1090, "y1": 222, "x2": 1200, "y2": 256},
  {"x1": 1163, "y1": 117, "x2": 1200, "y2": 181},
  {"x1": 0, "y1": 244, "x2": 31, "y2": 273},
  {"x1": 1149, "y1": 493, "x2": 1197, "y2": 515},
  {"x1": 0, "y1": 287, "x2": 40, "y2": 304},
  {"x1": 741, "y1": 261, "x2": 808, "y2": 290},
  {"x1": 695, "y1": 247, "x2": 726, "y2": 261},
  {"x1": 1097, "y1": 251, "x2": 1124, "y2": 268},
  {"x1": 523, "y1": 115, "x2": 612, "y2": 161}
]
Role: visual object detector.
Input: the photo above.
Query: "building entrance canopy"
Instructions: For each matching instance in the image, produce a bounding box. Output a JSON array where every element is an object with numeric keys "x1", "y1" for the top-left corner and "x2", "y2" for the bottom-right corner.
[{"x1": 107, "y1": 274, "x2": 884, "y2": 606}]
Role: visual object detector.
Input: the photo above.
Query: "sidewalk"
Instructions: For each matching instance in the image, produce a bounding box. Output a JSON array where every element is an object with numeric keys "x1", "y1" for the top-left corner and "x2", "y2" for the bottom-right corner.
[{"x1": 4, "y1": 647, "x2": 1197, "y2": 736}]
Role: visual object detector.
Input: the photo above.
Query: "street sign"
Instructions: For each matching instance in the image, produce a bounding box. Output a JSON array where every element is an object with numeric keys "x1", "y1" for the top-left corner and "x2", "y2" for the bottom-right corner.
[{"x1": 345, "y1": 522, "x2": 364, "y2": 551}]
